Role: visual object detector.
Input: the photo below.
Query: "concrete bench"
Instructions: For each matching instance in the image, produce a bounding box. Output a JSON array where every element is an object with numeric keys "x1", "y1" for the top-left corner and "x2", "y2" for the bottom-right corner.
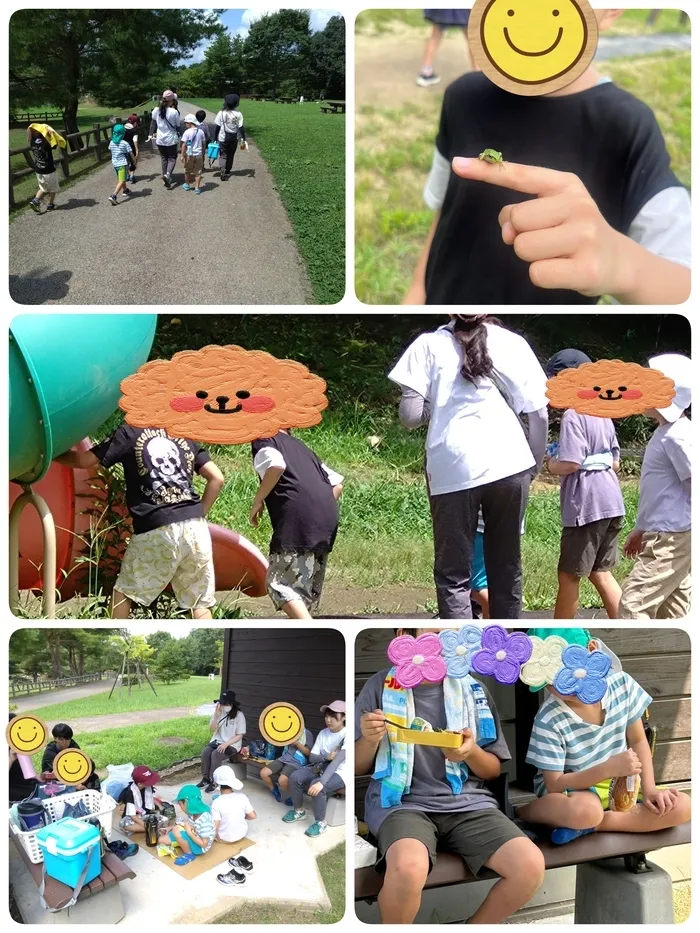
[{"x1": 10, "y1": 830, "x2": 136, "y2": 924}]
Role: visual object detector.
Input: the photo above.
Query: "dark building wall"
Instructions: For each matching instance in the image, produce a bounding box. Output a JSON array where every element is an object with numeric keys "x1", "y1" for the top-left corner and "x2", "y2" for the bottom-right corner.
[{"x1": 223, "y1": 628, "x2": 345, "y2": 741}]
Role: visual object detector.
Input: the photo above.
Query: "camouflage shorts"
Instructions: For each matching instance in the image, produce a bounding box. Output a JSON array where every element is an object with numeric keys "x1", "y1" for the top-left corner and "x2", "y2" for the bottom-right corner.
[{"x1": 266, "y1": 550, "x2": 329, "y2": 612}]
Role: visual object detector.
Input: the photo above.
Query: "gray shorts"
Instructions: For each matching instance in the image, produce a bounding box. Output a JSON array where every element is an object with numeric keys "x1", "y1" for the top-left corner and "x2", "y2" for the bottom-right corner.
[
  {"x1": 266, "y1": 758, "x2": 300, "y2": 780},
  {"x1": 266, "y1": 550, "x2": 328, "y2": 611},
  {"x1": 375, "y1": 807, "x2": 525, "y2": 878},
  {"x1": 558, "y1": 516, "x2": 623, "y2": 577}
]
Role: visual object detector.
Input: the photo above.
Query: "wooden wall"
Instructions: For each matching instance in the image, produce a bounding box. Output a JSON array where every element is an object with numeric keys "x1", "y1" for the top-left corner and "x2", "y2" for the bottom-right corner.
[{"x1": 223, "y1": 627, "x2": 345, "y2": 741}]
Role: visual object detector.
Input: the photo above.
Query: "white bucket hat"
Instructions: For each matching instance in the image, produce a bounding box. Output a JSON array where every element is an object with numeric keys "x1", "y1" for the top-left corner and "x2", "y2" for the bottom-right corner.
[
  {"x1": 648, "y1": 353, "x2": 692, "y2": 422},
  {"x1": 213, "y1": 765, "x2": 243, "y2": 791},
  {"x1": 183, "y1": 113, "x2": 199, "y2": 125}
]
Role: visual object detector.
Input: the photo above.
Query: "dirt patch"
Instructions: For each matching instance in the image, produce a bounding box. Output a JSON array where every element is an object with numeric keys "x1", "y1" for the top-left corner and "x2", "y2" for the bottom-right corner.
[
  {"x1": 158, "y1": 736, "x2": 188, "y2": 746},
  {"x1": 158, "y1": 760, "x2": 201, "y2": 785}
]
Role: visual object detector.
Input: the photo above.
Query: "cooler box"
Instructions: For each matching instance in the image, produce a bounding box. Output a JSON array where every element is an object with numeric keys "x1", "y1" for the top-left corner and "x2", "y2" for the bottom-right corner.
[{"x1": 36, "y1": 819, "x2": 101, "y2": 888}]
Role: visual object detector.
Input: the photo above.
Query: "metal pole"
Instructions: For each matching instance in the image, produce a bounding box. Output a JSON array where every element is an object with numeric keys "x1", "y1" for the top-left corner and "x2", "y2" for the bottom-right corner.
[{"x1": 9, "y1": 487, "x2": 57, "y2": 619}]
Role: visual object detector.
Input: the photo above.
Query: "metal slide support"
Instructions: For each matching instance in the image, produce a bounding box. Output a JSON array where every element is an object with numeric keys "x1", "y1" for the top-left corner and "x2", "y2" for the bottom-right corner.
[{"x1": 9, "y1": 487, "x2": 57, "y2": 619}]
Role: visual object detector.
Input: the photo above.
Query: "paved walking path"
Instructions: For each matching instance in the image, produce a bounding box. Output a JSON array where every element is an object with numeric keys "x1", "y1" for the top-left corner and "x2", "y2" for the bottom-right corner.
[
  {"x1": 46, "y1": 706, "x2": 195, "y2": 734},
  {"x1": 9, "y1": 101, "x2": 312, "y2": 305},
  {"x1": 596, "y1": 32, "x2": 691, "y2": 61},
  {"x1": 11, "y1": 679, "x2": 116, "y2": 711}
]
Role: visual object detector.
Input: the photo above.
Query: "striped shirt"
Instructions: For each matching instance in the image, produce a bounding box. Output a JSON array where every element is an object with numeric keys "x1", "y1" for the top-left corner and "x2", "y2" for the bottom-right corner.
[
  {"x1": 109, "y1": 139, "x2": 132, "y2": 167},
  {"x1": 186, "y1": 810, "x2": 215, "y2": 853},
  {"x1": 526, "y1": 671, "x2": 652, "y2": 797}
]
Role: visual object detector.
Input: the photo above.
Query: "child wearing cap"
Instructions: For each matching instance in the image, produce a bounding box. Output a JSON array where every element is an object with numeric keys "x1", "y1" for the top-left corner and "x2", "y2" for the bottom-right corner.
[
  {"x1": 260, "y1": 722, "x2": 314, "y2": 804},
  {"x1": 211, "y1": 765, "x2": 256, "y2": 886},
  {"x1": 198, "y1": 691, "x2": 247, "y2": 793},
  {"x1": 620, "y1": 354, "x2": 692, "y2": 619},
  {"x1": 519, "y1": 628, "x2": 690, "y2": 842},
  {"x1": 118, "y1": 765, "x2": 164, "y2": 833},
  {"x1": 27, "y1": 124, "x2": 61, "y2": 213},
  {"x1": 107, "y1": 123, "x2": 133, "y2": 206},
  {"x1": 544, "y1": 349, "x2": 625, "y2": 620},
  {"x1": 283, "y1": 701, "x2": 346, "y2": 837},
  {"x1": 164, "y1": 785, "x2": 215, "y2": 866},
  {"x1": 180, "y1": 114, "x2": 206, "y2": 194},
  {"x1": 250, "y1": 429, "x2": 344, "y2": 619}
]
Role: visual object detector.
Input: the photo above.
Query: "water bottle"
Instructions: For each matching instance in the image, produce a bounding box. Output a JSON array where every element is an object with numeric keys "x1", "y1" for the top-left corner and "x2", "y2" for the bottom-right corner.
[{"x1": 186, "y1": 138, "x2": 193, "y2": 158}]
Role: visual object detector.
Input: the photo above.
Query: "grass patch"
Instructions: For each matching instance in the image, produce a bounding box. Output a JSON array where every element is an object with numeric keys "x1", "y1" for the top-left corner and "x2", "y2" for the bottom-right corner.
[
  {"x1": 193, "y1": 99, "x2": 345, "y2": 304},
  {"x1": 29, "y1": 715, "x2": 212, "y2": 773},
  {"x1": 22, "y1": 676, "x2": 214, "y2": 720},
  {"x1": 214, "y1": 843, "x2": 345, "y2": 924}
]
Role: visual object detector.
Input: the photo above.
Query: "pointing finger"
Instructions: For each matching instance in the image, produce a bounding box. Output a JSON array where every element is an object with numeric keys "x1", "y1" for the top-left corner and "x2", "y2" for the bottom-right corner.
[{"x1": 453, "y1": 157, "x2": 586, "y2": 199}]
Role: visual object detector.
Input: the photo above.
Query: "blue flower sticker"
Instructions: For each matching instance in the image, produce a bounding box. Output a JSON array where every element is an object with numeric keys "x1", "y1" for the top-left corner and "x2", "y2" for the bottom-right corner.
[
  {"x1": 553, "y1": 645, "x2": 612, "y2": 704},
  {"x1": 439, "y1": 625, "x2": 482, "y2": 678}
]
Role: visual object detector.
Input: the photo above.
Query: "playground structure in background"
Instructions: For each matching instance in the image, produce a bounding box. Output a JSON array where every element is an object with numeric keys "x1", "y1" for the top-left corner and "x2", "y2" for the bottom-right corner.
[{"x1": 9, "y1": 315, "x2": 268, "y2": 618}]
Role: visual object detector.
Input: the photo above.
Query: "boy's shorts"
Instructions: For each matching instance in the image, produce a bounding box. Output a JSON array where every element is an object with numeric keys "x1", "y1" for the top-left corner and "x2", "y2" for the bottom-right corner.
[
  {"x1": 375, "y1": 807, "x2": 525, "y2": 878},
  {"x1": 558, "y1": 516, "x2": 623, "y2": 577},
  {"x1": 619, "y1": 530, "x2": 691, "y2": 619},
  {"x1": 266, "y1": 550, "x2": 328, "y2": 611},
  {"x1": 114, "y1": 165, "x2": 128, "y2": 182},
  {"x1": 115, "y1": 517, "x2": 215, "y2": 609},
  {"x1": 169, "y1": 829, "x2": 203, "y2": 855},
  {"x1": 266, "y1": 758, "x2": 301, "y2": 780},
  {"x1": 184, "y1": 155, "x2": 203, "y2": 174},
  {"x1": 472, "y1": 531, "x2": 488, "y2": 592},
  {"x1": 36, "y1": 171, "x2": 59, "y2": 193}
]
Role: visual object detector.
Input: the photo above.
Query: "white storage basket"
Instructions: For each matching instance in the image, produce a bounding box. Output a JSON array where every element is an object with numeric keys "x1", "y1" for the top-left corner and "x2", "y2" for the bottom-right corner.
[{"x1": 9, "y1": 789, "x2": 116, "y2": 864}]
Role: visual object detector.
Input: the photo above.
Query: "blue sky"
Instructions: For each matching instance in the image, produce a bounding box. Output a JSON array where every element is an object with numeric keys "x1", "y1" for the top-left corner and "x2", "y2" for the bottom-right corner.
[{"x1": 183, "y1": 8, "x2": 343, "y2": 63}]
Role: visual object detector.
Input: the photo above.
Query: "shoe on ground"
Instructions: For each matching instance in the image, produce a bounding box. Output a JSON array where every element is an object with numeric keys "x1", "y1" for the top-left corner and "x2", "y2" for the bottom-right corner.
[
  {"x1": 195, "y1": 779, "x2": 208, "y2": 788},
  {"x1": 205, "y1": 782, "x2": 217, "y2": 794},
  {"x1": 217, "y1": 868, "x2": 246, "y2": 886},
  {"x1": 182, "y1": 183, "x2": 191, "y2": 191},
  {"x1": 228, "y1": 855, "x2": 254, "y2": 873},
  {"x1": 121, "y1": 842, "x2": 139, "y2": 858},
  {"x1": 551, "y1": 826, "x2": 595, "y2": 845},
  {"x1": 108, "y1": 195, "x2": 118, "y2": 206},
  {"x1": 284, "y1": 797, "x2": 293, "y2": 807},
  {"x1": 174, "y1": 852, "x2": 196, "y2": 866},
  {"x1": 128, "y1": 174, "x2": 135, "y2": 182},
  {"x1": 416, "y1": 72, "x2": 441, "y2": 87},
  {"x1": 45, "y1": 203, "x2": 56, "y2": 211},
  {"x1": 29, "y1": 199, "x2": 41, "y2": 213},
  {"x1": 305, "y1": 821, "x2": 328, "y2": 838},
  {"x1": 195, "y1": 187, "x2": 202, "y2": 194},
  {"x1": 122, "y1": 188, "x2": 131, "y2": 196},
  {"x1": 163, "y1": 174, "x2": 171, "y2": 187},
  {"x1": 282, "y1": 808, "x2": 307, "y2": 823},
  {"x1": 271, "y1": 785, "x2": 281, "y2": 802}
]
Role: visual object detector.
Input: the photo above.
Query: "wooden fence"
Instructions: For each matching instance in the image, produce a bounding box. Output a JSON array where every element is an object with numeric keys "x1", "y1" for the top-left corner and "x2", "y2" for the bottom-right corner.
[
  {"x1": 10, "y1": 110, "x2": 64, "y2": 128},
  {"x1": 9, "y1": 110, "x2": 152, "y2": 208},
  {"x1": 9, "y1": 670, "x2": 116, "y2": 698}
]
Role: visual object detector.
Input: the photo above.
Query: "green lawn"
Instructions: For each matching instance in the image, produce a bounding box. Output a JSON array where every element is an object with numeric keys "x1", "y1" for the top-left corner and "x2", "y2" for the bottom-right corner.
[
  {"x1": 214, "y1": 843, "x2": 345, "y2": 924},
  {"x1": 22, "y1": 676, "x2": 215, "y2": 720},
  {"x1": 193, "y1": 98, "x2": 345, "y2": 304},
  {"x1": 355, "y1": 21, "x2": 691, "y2": 304}
]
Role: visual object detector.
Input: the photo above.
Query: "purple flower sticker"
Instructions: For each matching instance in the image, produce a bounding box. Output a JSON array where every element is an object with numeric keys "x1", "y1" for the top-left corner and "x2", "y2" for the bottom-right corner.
[
  {"x1": 471, "y1": 625, "x2": 533, "y2": 685},
  {"x1": 439, "y1": 626, "x2": 482, "y2": 678},
  {"x1": 388, "y1": 633, "x2": 447, "y2": 689},
  {"x1": 553, "y1": 645, "x2": 611, "y2": 704}
]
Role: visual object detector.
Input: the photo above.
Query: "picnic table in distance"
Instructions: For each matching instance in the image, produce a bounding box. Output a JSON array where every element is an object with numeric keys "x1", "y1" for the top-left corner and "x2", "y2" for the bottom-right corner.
[{"x1": 320, "y1": 101, "x2": 345, "y2": 114}]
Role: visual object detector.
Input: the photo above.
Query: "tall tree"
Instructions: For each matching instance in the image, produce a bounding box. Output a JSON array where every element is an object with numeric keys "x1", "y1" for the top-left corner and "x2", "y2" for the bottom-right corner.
[
  {"x1": 181, "y1": 628, "x2": 224, "y2": 676},
  {"x1": 9, "y1": 9, "x2": 222, "y2": 144},
  {"x1": 243, "y1": 9, "x2": 311, "y2": 97}
]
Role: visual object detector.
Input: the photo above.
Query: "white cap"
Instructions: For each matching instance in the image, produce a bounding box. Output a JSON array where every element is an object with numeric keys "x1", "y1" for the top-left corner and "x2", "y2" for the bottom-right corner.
[
  {"x1": 648, "y1": 354, "x2": 692, "y2": 422},
  {"x1": 184, "y1": 113, "x2": 199, "y2": 125},
  {"x1": 213, "y1": 765, "x2": 243, "y2": 790}
]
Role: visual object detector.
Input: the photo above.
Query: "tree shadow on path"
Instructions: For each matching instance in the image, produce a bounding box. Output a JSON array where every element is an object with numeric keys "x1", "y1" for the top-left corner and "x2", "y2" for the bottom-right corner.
[{"x1": 10, "y1": 268, "x2": 72, "y2": 304}]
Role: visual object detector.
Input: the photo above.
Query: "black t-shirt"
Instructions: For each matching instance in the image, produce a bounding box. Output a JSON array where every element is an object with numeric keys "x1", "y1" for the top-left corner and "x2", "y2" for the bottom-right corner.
[
  {"x1": 251, "y1": 432, "x2": 339, "y2": 553},
  {"x1": 41, "y1": 740, "x2": 101, "y2": 789},
  {"x1": 124, "y1": 126, "x2": 137, "y2": 153},
  {"x1": 9, "y1": 759, "x2": 39, "y2": 803},
  {"x1": 117, "y1": 782, "x2": 157, "y2": 813},
  {"x1": 91, "y1": 425, "x2": 211, "y2": 535},
  {"x1": 426, "y1": 73, "x2": 683, "y2": 305},
  {"x1": 31, "y1": 136, "x2": 55, "y2": 174}
]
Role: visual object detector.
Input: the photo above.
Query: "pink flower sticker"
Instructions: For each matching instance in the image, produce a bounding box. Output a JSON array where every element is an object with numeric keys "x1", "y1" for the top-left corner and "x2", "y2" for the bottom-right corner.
[{"x1": 388, "y1": 633, "x2": 447, "y2": 689}]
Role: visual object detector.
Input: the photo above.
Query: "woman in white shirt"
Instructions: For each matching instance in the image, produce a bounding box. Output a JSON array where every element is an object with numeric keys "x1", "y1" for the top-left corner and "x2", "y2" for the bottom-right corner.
[
  {"x1": 150, "y1": 90, "x2": 181, "y2": 187},
  {"x1": 214, "y1": 94, "x2": 247, "y2": 180},
  {"x1": 389, "y1": 315, "x2": 549, "y2": 619},
  {"x1": 197, "y1": 689, "x2": 246, "y2": 793}
]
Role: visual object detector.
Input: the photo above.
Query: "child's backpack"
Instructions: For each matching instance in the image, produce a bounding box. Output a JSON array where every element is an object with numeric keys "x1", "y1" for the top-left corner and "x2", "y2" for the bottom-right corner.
[{"x1": 206, "y1": 140, "x2": 220, "y2": 168}]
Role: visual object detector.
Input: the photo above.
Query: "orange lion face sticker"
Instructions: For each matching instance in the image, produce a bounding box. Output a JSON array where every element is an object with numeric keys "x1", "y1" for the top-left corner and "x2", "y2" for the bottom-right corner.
[
  {"x1": 119, "y1": 345, "x2": 328, "y2": 445},
  {"x1": 546, "y1": 360, "x2": 676, "y2": 418}
]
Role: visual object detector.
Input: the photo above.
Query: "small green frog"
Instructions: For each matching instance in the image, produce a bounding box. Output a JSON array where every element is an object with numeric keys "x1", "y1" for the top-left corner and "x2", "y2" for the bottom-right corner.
[{"x1": 478, "y1": 148, "x2": 506, "y2": 167}]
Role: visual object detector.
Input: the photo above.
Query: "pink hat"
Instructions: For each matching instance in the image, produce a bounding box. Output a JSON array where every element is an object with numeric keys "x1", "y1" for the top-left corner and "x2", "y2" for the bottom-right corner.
[{"x1": 162, "y1": 90, "x2": 175, "y2": 101}]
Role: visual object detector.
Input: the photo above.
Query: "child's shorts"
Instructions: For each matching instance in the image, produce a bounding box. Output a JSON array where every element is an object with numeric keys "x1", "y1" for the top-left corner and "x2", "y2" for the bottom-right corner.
[
  {"x1": 558, "y1": 516, "x2": 624, "y2": 577},
  {"x1": 375, "y1": 807, "x2": 525, "y2": 878},
  {"x1": 472, "y1": 531, "x2": 488, "y2": 592},
  {"x1": 169, "y1": 829, "x2": 203, "y2": 855},
  {"x1": 36, "y1": 171, "x2": 59, "y2": 193},
  {"x1": 114, "y1": 165, "x2": 128, "y2": 182},
  {"x1": 115, "y1": 517, "x2": 216, "y2": 609},
  {"x1": 184, "y1": 155, "x2": 204, "y2": 174},
  {"x1": 266, "y1": 550, "x2": 328, "y2": 611},
  {"x1": 266, "y1": 758, "x2": 301, "y2": 780}
]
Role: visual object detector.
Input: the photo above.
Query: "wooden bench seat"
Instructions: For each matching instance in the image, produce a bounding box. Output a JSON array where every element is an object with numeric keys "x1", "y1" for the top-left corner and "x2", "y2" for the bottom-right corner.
[{"x1": 355, "y1": 821, "x2": 691, "y2": 900}]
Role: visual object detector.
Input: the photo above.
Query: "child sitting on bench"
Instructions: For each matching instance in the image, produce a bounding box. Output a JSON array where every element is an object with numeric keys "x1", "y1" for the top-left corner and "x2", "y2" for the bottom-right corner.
[{"x1": 518, "y1": 628, "x2": 691, "y2": 842}]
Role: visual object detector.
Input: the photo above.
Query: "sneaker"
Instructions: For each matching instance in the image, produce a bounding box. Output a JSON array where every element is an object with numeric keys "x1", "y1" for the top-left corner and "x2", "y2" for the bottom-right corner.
[
  {"x1": 182, "y1": 183, "x2": 191, "y2": 191},
  {"x1": 551, "y1": 826, "x2": 596, "y2": 846},
  {"x1": 45, "y1": 203, "x2": 56, "y2": 212},
  {"x1": 194, "y1": 187, "x2": 202, "y2": 195},
  {"x1": 416, "y1": 72, "x2": 441, "y2": 87},
  {"x1": 128, "y1": 174, "x2": 135, "y2": 183},
  {"x1": 305, "y1": 821, "x2": 328, "y2": 838},
  {"x1": 282, "y1": 808, "x2": 307, "y2": 823},
  {"x1": 229, "y1": 855, "x2": 254, "y2": 874},
  {"x1": 271, "y1": 785, "x2": 281, "y2": 803},
  {"x1": 29, "y1": 199, "x2": 41, "y2": 213},
  {"x1": 121, "y1": 842, "x2": 139, "y2": 858},
  {"x1": 195, "y1": 779, "x2": 209, "y2": 788},
  {"x1": 122, "y1": 188, "x2": 131, "y2": 196},
  {"x1": 205, "y1": 782, "x2": 217, "y2": 794},
  {"x1": 217, "y1": 868, "x2": 246, "y2": 886},
  {"x1": 108, "y1": 195, "x2": 118, "y2": 206},
  {"x1": 220, "y1": 172, "x2": 228, "y2": 181},
  {"x1": 284, "y1": 797, "x2": 293, "y2": 807}
]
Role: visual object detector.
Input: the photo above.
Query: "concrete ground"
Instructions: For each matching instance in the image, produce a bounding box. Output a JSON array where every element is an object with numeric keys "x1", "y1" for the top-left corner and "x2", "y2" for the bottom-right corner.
[
  {"x1": 11, "y1": 679, "x2": 117, "y2": 712},
  {"x1": 9, "y1": 100, "x2": 311, "y2": 306},
  {"x1": 10, "y1": 776, "x2": 343, "y2": 924}
]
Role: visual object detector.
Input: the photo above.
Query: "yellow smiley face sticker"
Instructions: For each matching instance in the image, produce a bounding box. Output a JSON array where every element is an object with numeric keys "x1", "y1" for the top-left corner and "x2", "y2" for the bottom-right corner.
[
  {"x1": 6, "y1": 714, "x2": 48, "y2": 755},
  {"x1": 469, "y1": 0, "x2": 599, "y2": 96},
  {"x1": 53, "y1": 748, "x2": 93, "y2": 785},
  {"x1": 259, "y1": 702, "x2": 305, "y2": 747}
]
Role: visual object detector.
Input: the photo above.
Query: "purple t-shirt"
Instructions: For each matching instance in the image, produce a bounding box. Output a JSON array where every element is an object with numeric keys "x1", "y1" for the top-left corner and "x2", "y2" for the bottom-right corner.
[{"x1": 557, "y1": 410, "x2": 625, "y2": 527}]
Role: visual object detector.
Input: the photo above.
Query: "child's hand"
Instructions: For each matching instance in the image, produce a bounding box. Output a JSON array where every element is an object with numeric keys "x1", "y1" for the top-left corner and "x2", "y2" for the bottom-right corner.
[
  {"x1": 442, "y1": 729, "x2": 475, "y2": 763},
  {"x1": 644, "y1": 787, "x2": 678, "y2": 816},
  {"x1": 308, "y1": 781, "x2": 324, "y2": 797},
  {"x1": 607, "y1": 748, "x2": 642, "y2": 778},
  {"x1": 250, "y1": 497, "x2": 265, "y2": 528},
  {"x1": 452, "y1": 158, "x2": 637, "y2": 299},
  {"x1": 360, "y1": 710, "x2": 386, "y2": 744},
  {"x1": 623, "y1": 530, "x2": 644, "y2": 558}
]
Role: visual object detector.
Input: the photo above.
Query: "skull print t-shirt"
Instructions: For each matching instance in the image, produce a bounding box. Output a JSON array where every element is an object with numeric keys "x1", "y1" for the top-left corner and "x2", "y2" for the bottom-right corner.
[{"x1": 91, "y1": 425, "x2": 211, "y2": 534}]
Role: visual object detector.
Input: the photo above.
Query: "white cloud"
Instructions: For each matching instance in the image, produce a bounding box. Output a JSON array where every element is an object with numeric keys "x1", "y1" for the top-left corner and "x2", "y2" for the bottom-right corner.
[{"x1": 237, "y1": 8, "x2": 341, "y2": 38}]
